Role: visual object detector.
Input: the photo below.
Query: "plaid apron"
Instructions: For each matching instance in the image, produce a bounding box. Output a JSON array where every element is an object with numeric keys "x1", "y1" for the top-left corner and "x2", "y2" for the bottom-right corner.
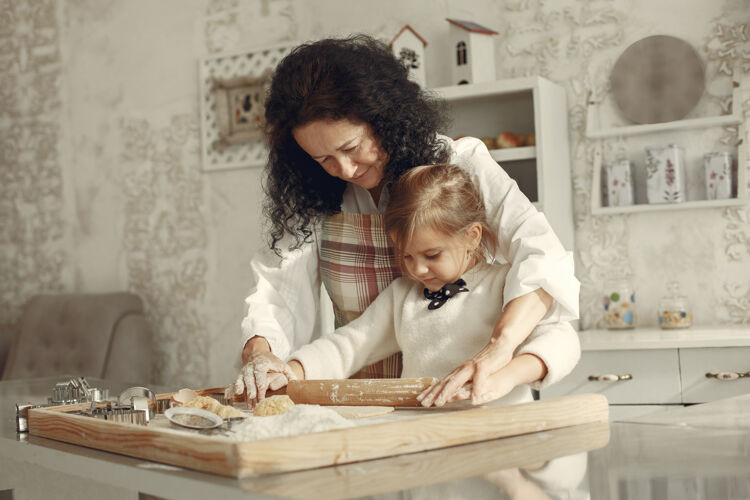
[{"x1": 319, "y1": 211, "x2": 403, "y2": 378}]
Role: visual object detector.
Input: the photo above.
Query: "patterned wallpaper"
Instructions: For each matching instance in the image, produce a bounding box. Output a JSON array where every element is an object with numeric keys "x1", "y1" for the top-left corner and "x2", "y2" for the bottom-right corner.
[
  {"x1": 119, "y1": 115, "x2": 209, "y2": 386},
  {"x1": 0, "y1": 0, "x2": 67, "y2": 326},
  {"x1": 1, "y1": 0, "x2": 748, "y2": 387}
]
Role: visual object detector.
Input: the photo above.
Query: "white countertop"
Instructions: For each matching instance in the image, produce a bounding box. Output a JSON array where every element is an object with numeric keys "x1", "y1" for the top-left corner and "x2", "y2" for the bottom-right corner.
[{"x1": 579, "y1": 325, "x2": 750, "y2": 350}]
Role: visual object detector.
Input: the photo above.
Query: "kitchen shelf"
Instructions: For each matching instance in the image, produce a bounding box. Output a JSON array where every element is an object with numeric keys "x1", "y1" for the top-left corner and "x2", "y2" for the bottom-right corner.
[
  {"x1": 586, "y1": 113, "x2": 743, "y2": 139},
  {"x1": 489, "y1": 146, "x2": 536, "y2": 163},
  {"x1": 592, "y1": 197, "x2": 747, "y2": 215},
  {"x1": 587, "y1": 80, "x2": 747, "y2": 215},
  {"x1": 586, "y1": 81, "x2": 744, "y2": 140},
  {"x1": 433, "y1": 77, "x2": 539, "y2": 101},
  {"x1": 432, "y1": 77, "x2": 574, "y2": 251}
]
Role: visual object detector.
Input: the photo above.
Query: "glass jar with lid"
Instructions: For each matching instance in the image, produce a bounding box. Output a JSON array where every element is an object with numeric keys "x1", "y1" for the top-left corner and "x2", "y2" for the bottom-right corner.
[
  {"x1": 603, "y1": 277, "x2": 637, "y2": 329},
  {"x1": 658, "y1": 281, "x2": 693, "y2": 329}
]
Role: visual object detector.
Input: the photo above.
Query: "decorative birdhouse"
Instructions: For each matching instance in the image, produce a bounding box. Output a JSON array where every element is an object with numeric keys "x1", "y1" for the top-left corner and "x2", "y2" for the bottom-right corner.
[
  {"x1": 390, "y1": 25, "x2": 428, "y2": 87},
  {"x1": 446, "y1": 18, "x2": 498, "y2": 85}
]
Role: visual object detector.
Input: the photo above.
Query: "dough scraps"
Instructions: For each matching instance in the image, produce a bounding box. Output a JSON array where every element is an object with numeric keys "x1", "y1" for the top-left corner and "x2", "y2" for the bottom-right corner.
[
  {"x1": 183, "y1": 395, "x2": 247, "y2": 419},
  {"x1": 253, "y1": 394, "x2": 295, "y2": 416}
]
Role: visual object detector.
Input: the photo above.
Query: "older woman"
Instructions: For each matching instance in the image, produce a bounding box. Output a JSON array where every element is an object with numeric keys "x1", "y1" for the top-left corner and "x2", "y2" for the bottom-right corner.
[{"x1": 227, "y1": 35, "x2": 579, "y2": 408}]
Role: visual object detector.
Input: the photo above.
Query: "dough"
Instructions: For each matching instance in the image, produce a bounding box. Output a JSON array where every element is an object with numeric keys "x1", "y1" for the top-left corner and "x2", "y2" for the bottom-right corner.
[
  {"x1": 254, "y1": 395, "x2": 295, "y2": 416},
  {"x1": 183, "y1": 395, "x2": 247, "y2": 419},
  {"x1": 329, "y1": 406, "x2": 395, "y2": 419}
]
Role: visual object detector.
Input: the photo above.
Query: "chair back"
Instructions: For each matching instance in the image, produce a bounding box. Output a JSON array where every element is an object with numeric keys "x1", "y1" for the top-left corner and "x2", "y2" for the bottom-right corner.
[{"x1": 2, "y1": 293, "x2": 153, "y2": 384}]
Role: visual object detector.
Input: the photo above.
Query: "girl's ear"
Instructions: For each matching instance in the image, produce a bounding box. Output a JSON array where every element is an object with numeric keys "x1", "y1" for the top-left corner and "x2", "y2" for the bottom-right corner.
[{"x1": 466, "y1": 222, "x2": 483, "y2": 250}]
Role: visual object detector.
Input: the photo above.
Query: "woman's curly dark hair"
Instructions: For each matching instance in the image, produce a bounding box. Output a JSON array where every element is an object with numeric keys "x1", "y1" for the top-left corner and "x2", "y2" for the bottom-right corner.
[{"x1": 263, "y1": 34, "x2": 450, "y2": 254}]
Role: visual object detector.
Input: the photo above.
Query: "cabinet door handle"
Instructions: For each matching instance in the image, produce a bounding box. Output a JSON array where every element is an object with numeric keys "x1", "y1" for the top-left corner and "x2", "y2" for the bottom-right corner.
[
  {"x1": 588, "y1": 374, "x2": 632, "y2": 382},
  {"x1": 705, "y1": 371, "x2": 750, "y2": 380}
]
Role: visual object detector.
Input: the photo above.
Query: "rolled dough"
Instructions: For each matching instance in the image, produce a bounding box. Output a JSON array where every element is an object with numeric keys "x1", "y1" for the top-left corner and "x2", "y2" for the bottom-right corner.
[{"x1": 329, "y1": 406, "x2": 395, "y2": 419}]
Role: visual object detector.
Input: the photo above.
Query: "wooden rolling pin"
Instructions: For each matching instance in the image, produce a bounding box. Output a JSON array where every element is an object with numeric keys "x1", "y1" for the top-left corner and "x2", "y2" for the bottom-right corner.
[
  {"x1": 193, "y1": 378, "x2": 438, "y2": 407},
  {"x1": 284, "y1": 378, "x2": 438, "y2": 407}
]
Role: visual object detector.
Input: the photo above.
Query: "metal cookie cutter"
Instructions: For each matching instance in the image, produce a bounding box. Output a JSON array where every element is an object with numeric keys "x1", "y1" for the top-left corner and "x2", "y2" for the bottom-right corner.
[
  {"x1": 69, "y1": 387, "x2": 159, "y2": 426},
  {"x1": 16, "y1": 376, "x2": 110, "y2": 433},
  {"x1": 50, "y1": 376, "x2": 109, "y2": 405},
  {"x1": 84, "y1": 400, "x2": 148, "y2": 425},
  {"x1": 71, "y1": 386, "x2": 157, "y2": 425},
  {"x1": 118, "y1": 386, "x2": 157, "y2": 422},
  {"x1": 16, "y1": 403, "x2": 35, "y2": 433}
]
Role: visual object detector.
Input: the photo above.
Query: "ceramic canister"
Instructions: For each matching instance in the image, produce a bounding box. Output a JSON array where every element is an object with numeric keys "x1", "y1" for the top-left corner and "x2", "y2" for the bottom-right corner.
[
  {"x1": 644, "y1": 145, "x2": 687, "y2": 204},
  {"x1": 704, "y1": 152, "x2": 733, "y2": 200},
  {"x1": 605, "y1": 160, "x2": 635, "y2": 206}
]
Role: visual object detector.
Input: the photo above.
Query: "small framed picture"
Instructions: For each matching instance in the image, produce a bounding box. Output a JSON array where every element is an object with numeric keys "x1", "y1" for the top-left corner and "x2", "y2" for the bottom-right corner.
[
  {"x1": 212, "y1": 70, "x2": 272, "y2": 148},
  {"x1": 198, "y1": 42, "x2": 294, "y2": 171}
]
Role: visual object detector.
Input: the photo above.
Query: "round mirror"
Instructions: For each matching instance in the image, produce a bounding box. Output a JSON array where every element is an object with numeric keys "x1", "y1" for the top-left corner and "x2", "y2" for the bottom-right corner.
[{"x1": 610, "y1": 35, "x2": 705, "y2": 124}]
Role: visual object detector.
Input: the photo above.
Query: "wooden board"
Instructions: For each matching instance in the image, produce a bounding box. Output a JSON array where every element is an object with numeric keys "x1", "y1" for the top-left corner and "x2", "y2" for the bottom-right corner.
[
  {"x1": 241, "y1": 420, "x2": 611, "y2": 499},
  {"x1": 28, "y1": 393, "x2": 608, "y2": 478}
]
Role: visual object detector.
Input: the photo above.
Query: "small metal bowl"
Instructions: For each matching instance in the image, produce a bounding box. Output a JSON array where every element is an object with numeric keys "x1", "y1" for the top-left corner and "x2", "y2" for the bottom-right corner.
[{"x1": 164, "y1": 407, "x2": 223, "y2": 430}]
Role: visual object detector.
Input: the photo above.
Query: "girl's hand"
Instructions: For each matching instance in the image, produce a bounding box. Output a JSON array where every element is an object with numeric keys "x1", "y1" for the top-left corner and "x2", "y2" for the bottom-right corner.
[
  {"x1": 225, "y1": 352, "x2": 298, "y2": 408},
  {"x1": 417, "y1": 337, "x2": 515, "y2": 407},
  {"x1": 425, "y1": 288, "x2": 553, "y2": 406},
  {"x1": 419, "y1": 353, "x2": 546, "y2": 407},
  {"x1": 418, "y1": 367, "x2": 517, "y2": 407}
]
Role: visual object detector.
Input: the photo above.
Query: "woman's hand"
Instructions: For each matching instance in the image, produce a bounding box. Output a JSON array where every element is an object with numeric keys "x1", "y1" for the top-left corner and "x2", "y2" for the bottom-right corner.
[
  {"x1": 225, "y1": 336, "x2": 299, "y2": 408},
  {"x1": 417, "y1": 337, "x2": 515, "y2": 407}
]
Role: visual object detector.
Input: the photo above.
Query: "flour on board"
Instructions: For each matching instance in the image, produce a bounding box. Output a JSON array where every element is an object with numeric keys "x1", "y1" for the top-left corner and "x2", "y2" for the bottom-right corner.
[{"x1": 228, "y1": 404, "x2": 354, "y2": 442}]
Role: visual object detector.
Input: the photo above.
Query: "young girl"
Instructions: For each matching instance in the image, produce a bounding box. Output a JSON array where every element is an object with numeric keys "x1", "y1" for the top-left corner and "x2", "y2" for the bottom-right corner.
[{"x1": 282, "y1": 164, "x2": 580, "y2": 406}]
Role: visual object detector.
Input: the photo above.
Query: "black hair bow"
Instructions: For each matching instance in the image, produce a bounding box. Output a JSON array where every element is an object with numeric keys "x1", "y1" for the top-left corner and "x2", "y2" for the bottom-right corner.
[{"x1": 424, "y1": 279, "x2": 469, "y2": 310}]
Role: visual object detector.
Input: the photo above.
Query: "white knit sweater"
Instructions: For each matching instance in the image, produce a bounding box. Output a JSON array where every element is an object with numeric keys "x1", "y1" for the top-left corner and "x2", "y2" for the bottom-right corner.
[{"x1": 290, "y1": 262, "x2": 581, "y2": 406}]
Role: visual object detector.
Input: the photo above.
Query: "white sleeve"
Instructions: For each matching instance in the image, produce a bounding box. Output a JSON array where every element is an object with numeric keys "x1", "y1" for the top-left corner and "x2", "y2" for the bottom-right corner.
[
  {"x1": 240, "y1": 232, "x2": 323, "y2": 362},
  {"x1": 515, "y1": 321, "x2": 581, "y2": 390},
  {"x1": 289, "y1": 283, "x2": 401, "y2": 380},
  {"x1": 449, "y1": 136, "x2": 580, "y2": 322}
]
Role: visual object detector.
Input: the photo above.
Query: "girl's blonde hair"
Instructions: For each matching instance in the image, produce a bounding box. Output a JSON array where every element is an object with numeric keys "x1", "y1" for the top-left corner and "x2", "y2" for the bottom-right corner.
[{"x1": 385, "y1": 163, "x2": 498, "y2": 274}]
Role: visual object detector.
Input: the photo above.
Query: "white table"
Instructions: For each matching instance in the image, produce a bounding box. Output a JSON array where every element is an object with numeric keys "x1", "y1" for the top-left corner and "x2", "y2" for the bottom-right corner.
[{"x1": 2, "y1": 376, "x2": 749, "y2": 499}]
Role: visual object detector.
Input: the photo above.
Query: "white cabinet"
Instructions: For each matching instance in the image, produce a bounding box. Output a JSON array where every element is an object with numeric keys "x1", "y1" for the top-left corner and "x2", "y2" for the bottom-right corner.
[
  {"x1": 432, "y1": 77, "x2": 574, "y2": 251},
  {"x1": 542, "y1": 349, "x2": 681, "y2": 405},
  {"x1": 680, "y1": 347, "x2": 750, "y2": 404},
  {"x1": 541, "y1": 327, "x2": 750, "y2": 419}
]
